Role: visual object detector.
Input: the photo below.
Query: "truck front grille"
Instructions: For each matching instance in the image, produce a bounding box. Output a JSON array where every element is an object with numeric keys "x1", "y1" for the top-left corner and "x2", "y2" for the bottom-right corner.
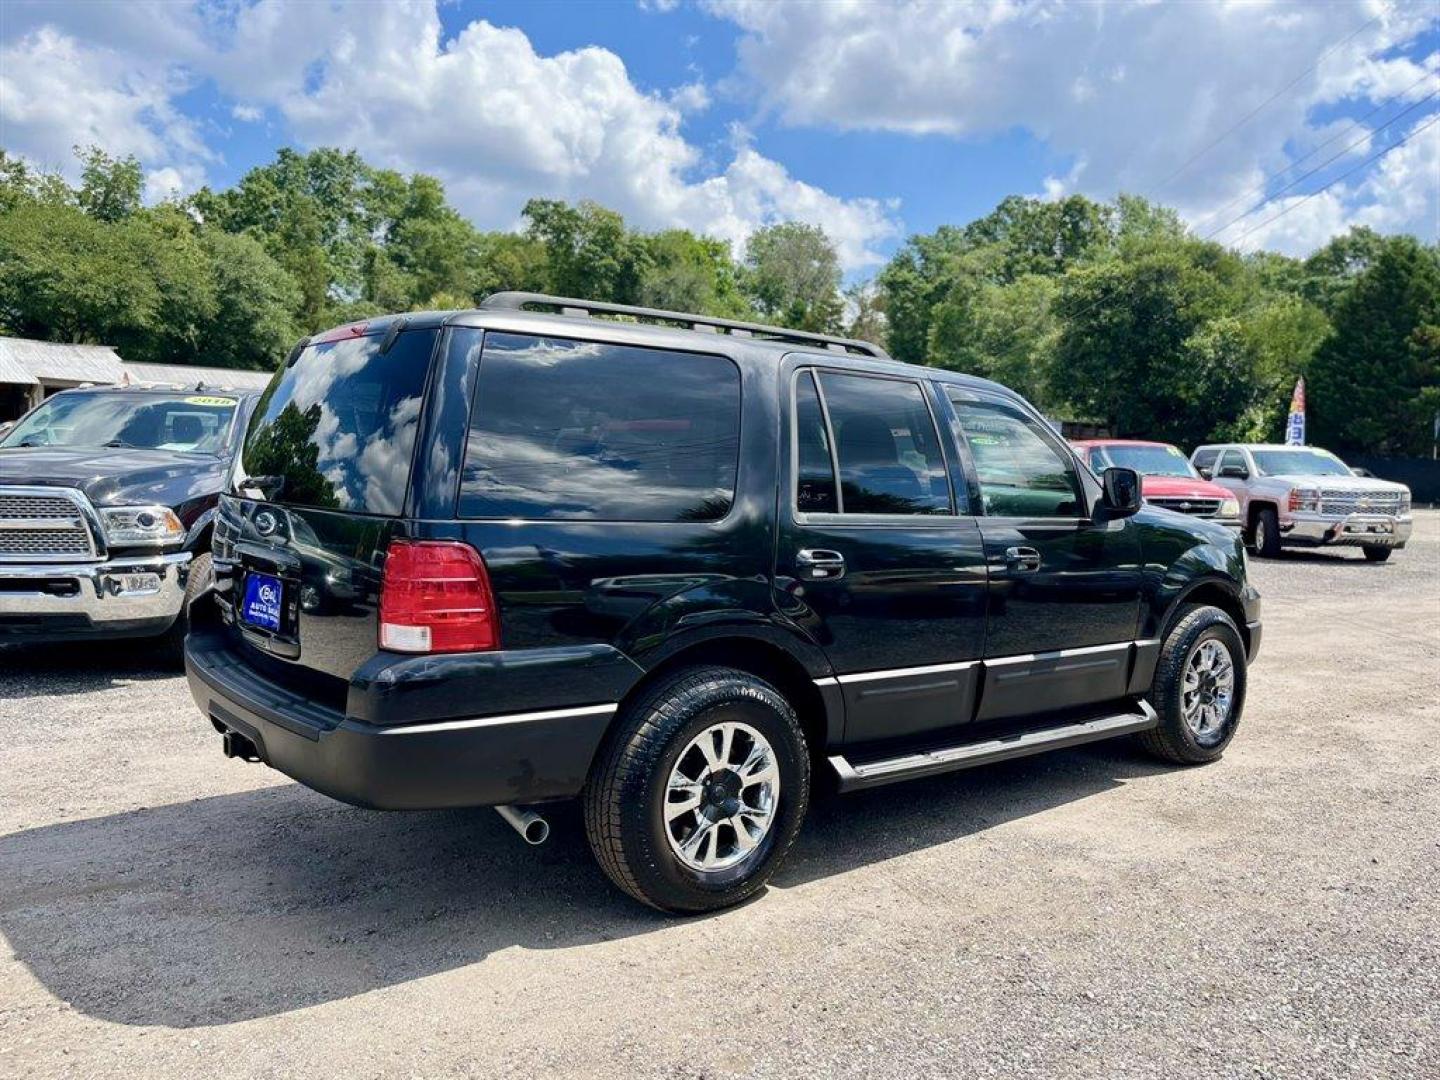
[
  {"x1": 1147, "y1": 497, "x2": 1222, "y2": 517},
  {"x1": 1318, "y1": 490, "x2": 1404, "y2": 516},
  {"x1": 0, "y1": 489, "x2": 98, "y2": 561}
]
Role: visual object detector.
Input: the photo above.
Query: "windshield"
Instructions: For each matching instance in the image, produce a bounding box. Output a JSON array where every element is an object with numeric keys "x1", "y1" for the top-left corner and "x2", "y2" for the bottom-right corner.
[
  {"x1": 241, "y1": 328, "x2": 437, "y2": 515},
  {"x1": 1096, "y1": 444, "x2": 1198, "y2": 478},
  {"x1": 0, "y1": 392, "x2": 240, "y2": 454},
  {"x1": 1252, "y1": 449, "x2": 1352, "y2": 477}
]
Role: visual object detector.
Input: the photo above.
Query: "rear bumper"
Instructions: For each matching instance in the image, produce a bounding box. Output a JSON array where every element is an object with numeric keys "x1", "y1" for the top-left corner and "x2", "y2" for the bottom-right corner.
[
  {"x1": 1282, "y1": 513, "x2": 1411, "y2": 548},
  {"x1": 0, "y1": 552, "x2": 190, "y2": 641},
  {"x1": 185, "y1": 625, "x2": 618, "y2": 809}
]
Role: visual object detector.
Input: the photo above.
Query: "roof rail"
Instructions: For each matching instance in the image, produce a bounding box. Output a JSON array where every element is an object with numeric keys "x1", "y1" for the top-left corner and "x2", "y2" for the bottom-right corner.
[{"x1": 479, "y1": 292, "x2": 890, "y2": 358}]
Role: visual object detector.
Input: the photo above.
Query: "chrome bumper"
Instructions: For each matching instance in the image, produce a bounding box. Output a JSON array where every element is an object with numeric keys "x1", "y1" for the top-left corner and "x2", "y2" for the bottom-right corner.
[
  {"x1": 0, "y1": 552, "x2": 192, "y2": 623},
  {"x1": 1283, "y1": 513, "x2": 1413, "y2": 548}
]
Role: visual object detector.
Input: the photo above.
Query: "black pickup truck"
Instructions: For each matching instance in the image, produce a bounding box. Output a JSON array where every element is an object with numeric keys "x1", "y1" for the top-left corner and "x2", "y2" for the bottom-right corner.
[
  {"x1": 0, "y1": 386, "x2": 257, "y2": 653},
  {"x1": 186, "y1": 295, "x2": 1261, "y2": 913}
]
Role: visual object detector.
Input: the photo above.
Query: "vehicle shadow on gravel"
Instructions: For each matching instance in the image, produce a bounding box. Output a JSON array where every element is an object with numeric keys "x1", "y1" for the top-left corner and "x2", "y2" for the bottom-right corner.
[
  {"x1": 0, "y1": 742, "x2": 1169, "y2": 1028},
  {"x1": 0, "y1": 641, "x2": 182, "y2": 698}
]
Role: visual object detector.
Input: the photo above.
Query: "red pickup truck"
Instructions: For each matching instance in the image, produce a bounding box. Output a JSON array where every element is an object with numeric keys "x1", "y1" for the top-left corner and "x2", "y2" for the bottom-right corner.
[{"x1": 1072, "y1": 439, "x2": 1241, "y2": 528}]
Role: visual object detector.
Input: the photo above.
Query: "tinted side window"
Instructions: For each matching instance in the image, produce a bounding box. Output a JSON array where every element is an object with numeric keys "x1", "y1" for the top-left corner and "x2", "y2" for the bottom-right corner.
[
  {"x1": 949, "y1": 393, "x2": 1082, "y2": 518},
  {"x1": 794, "y1": 371, "x2": 838, "y2": 513},
  {"x1": 1219, "y1": 449, "x2": 1246, "y2": 474},
  {"x1": 817, "y1": 373, "x2": 950, "y2": 515},
  {"x1": 459, "y1": 334, "x2": 740, "y2": 522},
  {"x1": 1192, "y1": 447, "x2": 1219, "y2": 474}
]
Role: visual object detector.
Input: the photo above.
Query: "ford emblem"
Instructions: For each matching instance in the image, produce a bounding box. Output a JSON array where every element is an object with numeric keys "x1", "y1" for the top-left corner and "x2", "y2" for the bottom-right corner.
[{"x1": 254, "y1": 510, "x2": 279, "y2": 537}]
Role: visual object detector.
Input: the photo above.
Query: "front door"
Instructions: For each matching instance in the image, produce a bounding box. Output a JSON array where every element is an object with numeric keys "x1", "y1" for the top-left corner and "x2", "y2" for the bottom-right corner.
[
  {"x1": 775, "y1": 365, "x2": 988, "y2": 744},
  {"x1": 942, "y1": 389, "x2": 1143, "y2": 723}
]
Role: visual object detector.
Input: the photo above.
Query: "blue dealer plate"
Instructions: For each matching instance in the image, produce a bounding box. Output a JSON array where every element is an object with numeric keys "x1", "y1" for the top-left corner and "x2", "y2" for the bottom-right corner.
[{"x1": 241, "y1": 572, "x2": 283, "y2": 633}]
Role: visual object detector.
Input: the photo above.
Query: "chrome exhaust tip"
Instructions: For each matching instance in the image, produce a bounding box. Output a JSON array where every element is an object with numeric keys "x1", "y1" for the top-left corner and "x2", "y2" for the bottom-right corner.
[{"x1": 496, "y1": 804, "x2": 550, "y2": 845}]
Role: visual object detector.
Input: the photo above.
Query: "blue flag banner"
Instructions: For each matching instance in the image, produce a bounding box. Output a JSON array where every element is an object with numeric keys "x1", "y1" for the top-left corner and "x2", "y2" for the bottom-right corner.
[{"x1": 1285, "y1": 377, "x2": 1306, "y2": 446}]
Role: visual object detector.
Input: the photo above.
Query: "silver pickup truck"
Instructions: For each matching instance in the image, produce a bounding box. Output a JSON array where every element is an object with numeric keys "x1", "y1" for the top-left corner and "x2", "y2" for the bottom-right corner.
[{"x1": 1191, "y1": 443, "x2": 1412, "y2": 562}]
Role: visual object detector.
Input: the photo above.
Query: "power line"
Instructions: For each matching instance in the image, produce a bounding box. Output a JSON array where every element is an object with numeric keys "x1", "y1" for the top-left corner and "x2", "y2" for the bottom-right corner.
[
  {"x1": 1189, "y1": 66, "x2": 1439, "y2": 236},
  {"x1": 1225, "y1": 111, "x2": 1440, "y2": 249},
  {"x1": 1202, "y1": 85, "x2": 1439, "y2": 241},
  {"x1": 1153, "y1": 6, "x2": 1388, "y2": 192}
]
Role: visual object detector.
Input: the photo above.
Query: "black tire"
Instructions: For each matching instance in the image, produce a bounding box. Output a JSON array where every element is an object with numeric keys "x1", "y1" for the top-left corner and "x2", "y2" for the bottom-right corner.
[
  {"x1": 583, "y1": 666, "x2": 810, "y2": 914},
  {"x1": 1139, "y1": 604, "x2": 1247, "y2": 765},
  {"x1": 1251, "y1": 505, "x2": 1282, "y2": 558},
  {"x1": 160, "y1": 552, "x2": 213, "y2": 664},
  {"x1": 1361, "y1": 545, "x2": 1392, "y2": 563}
]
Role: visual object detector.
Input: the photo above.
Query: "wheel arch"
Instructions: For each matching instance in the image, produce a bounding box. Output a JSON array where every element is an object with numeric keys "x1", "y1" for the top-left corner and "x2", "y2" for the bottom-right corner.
[
  {"x1": 1166, "y1": 576, "x2": 1251, "y2": 653},
  {"x1": 618, "y1": 631, "x2": 840, "y2": 762}
]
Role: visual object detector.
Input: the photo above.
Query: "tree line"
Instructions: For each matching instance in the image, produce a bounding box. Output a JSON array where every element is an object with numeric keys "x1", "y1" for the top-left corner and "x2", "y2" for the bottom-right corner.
[{"x1": 1, "y1": 146, "x2": 1436, "y2": 457}]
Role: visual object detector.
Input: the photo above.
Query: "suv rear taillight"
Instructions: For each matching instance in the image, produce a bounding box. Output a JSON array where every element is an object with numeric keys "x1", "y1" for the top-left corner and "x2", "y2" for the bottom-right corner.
[{"x1": 379, "y1": 540, "x2": 499, "y2": 653}]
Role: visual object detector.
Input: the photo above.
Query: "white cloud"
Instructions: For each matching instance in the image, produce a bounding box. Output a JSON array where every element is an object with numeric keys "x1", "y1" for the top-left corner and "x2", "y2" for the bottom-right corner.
[
  {"x1": 0, "y1": 0, "x2": 898, "y2": 270},
  {"x1": 0, "y1": 26, "x2": 207, "y2": 178},
  {"x1": 1232, "y1": 115, "x2": 1440, "y2": 254},
  {"x1": 201, "y1": 1, "x2": 899, "y2": 267},
  {"x1": 707, "y1": 0, "x2": 1440, "y2": 251}
]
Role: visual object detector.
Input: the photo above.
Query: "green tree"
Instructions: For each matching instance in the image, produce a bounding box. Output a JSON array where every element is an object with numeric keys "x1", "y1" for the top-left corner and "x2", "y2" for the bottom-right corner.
[
  {"x1": 523, "y1": 198, "x2": 647, "y2": 303},
  {"x1": 843, "y1": 281, "x2": 887, "y2": 349},
  {"x1": 1308, "y1": 236, "x2": 1440, "y2": 456},
  {"x1": 639, "y1": 229, "x2": 748, "y2": 316},
  {"x1": 0, "y1": 201, "x2": 158, "y2": 343},
  {"x1": 742, "y1": 221, "x2": 842, "y2": 333},
  {"x1": 76, "y1": 147, "x2": 143, "y2": 221},
  {"x1": 199, "y1": 229, "x2": 302, "y2": 369},
  {"x1": 1051, "y1": 244, "x2": 1241, "y2": 441},
  {"x1": 929, "y1": 273, "x2": 1061, "y2": 406}
]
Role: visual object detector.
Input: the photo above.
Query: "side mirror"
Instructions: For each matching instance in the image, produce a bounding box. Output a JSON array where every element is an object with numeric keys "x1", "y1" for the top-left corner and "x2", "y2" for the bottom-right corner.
[
  {"x1": 1100, "y1": 466, "x2": 1142, "y2": 519},
  {"x1": 1196, "y1": 466, "x2": 1213, "y2": 479},
  {"x1": 1219, "y1": 464, "x2": 1249, "y2": 479}
]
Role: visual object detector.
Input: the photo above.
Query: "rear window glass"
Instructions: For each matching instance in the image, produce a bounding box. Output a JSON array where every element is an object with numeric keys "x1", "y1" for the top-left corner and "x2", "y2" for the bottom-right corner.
[
  {"x1": 241, "y1": 329, "x2": 437, "y2": 515},
  {"x1": 458, "y1": 334, "x2": 740, "y2": 521}
]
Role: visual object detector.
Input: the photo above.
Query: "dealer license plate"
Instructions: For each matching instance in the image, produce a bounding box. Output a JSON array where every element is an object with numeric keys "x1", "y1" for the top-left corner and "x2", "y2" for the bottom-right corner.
[{"x1": 241, "y1": 572, "x2": 284, "y2": 633}]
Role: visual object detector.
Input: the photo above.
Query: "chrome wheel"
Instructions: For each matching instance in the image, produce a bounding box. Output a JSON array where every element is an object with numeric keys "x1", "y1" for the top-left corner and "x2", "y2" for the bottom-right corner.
[
  {"x1": 1182, "y1": 639, "x2": 1235, "y2": 743},
  {"x1": 664, "y1": 720, "x2": 779, "y2": 872}
]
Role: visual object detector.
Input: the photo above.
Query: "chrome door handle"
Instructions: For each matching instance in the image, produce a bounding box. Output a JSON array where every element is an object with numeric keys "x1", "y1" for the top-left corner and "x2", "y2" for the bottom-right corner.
[
  {"x1": 796, "y1": 549, "x2": 846, "y2": 581},
  {"x1": 1005, "y1": 546, "x2": 1041, "y2": 572}
]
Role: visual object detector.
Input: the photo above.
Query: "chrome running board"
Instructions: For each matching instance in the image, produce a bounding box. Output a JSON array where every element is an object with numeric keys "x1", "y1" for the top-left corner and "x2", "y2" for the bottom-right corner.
[{"x1": 828, "y1": 701, "x2": 1158, "y2": 793}]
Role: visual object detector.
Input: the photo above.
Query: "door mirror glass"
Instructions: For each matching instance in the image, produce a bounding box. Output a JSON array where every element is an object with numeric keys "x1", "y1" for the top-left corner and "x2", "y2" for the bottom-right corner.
[{"x1": 1101, "y1": 466, "x2": 1142, "y2": 517}]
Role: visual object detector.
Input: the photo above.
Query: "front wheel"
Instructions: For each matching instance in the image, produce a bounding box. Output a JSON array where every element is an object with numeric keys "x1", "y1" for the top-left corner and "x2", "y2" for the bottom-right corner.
[
  {"x1": 583, "y1": 666, "x2": 810, "y2": 913},
  {"x1": 1251, "y1": 506, "x2": 1282, "y2": 558},
  {"x1": 1139, "y1": 604, "x2": 1247, "y2": 765},
  {"x1": 160, "y1": 552, "x2": 213, "y2": 664},
  {"x1": 1362, "y1": 545, "x2": 1393, "y2": 563}
]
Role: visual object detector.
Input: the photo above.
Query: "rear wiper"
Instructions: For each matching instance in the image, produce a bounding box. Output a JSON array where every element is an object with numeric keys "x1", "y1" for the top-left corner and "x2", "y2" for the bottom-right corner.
[{"x1": 238, "y1": 474, "x2": 286, "y2": 499}]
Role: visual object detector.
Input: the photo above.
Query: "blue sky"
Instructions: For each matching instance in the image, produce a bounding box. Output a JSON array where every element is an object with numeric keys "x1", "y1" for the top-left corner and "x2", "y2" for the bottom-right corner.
[{"x1": 1, "y1": 1, "x2": 1436, "y2": 274}]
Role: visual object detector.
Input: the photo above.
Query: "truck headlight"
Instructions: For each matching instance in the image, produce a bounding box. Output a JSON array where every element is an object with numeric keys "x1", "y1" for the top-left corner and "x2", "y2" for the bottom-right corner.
[
  {"x1": 100, "y1": 506, "x2": 185, "y2": 546},
  {"x1": 1219, "y1": 497, "x2": 1240, "y2": 518},
  {"x1": 1400, "y1": 492, "x2": 1411, "y2": 514}
]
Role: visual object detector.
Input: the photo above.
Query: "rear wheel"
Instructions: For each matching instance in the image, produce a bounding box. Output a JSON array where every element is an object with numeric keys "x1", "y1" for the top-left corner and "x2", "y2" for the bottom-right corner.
[
  {"x1": 583, "y1": 666, "x2": 810, "y2": 913},
  {"x1": 1362, "y1": 545, "x2": 1392, "y2": 563},
  {"x1": 1140, "y1": 604, "x2": 1247, "y2": 765},
  {"x1": 1251, "y1": 506, "x2": 1282, "y2": 558}
]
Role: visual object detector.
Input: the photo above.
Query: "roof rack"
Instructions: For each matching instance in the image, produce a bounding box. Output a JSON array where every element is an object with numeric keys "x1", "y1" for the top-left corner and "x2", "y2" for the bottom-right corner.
[{"x1": 479, "y1": 292, "x2": 890, "y2": 359}]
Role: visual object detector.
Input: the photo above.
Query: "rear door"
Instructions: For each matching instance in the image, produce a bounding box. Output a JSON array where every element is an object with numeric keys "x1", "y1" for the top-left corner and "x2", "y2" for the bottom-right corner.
[
  {"x1": 942, "y1": 388, "x2": 1143, "y2": 723},
  {"x1": 775, "y1": 362, "x2": 987, "y2": 744},
  {"x1": 215, "y1": 325, "x2": 440, "y2": 690}
]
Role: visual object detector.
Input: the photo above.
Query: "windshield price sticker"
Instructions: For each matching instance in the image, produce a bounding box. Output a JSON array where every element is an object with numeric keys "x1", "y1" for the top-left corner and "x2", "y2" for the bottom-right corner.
[{"x1": 184, "y1": 396, "x2": 237, "y2": 408}]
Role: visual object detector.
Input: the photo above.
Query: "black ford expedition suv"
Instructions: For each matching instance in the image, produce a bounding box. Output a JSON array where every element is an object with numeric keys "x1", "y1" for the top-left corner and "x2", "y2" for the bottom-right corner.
[{"x1": 187, "y1": 294, "x2": 1261, "y2": 913}]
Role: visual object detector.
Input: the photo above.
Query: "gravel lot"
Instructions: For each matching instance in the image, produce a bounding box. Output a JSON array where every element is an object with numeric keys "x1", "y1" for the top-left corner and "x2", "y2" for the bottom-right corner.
[{"x1": 2, "y1": 514, "x2": 1437, "y2": 1079}]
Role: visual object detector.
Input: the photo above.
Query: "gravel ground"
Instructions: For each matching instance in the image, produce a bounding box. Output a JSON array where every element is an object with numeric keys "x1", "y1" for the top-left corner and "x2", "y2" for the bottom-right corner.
[{"x1": 1, "y1": 514, "x2": 1437, "y2": 1079}]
